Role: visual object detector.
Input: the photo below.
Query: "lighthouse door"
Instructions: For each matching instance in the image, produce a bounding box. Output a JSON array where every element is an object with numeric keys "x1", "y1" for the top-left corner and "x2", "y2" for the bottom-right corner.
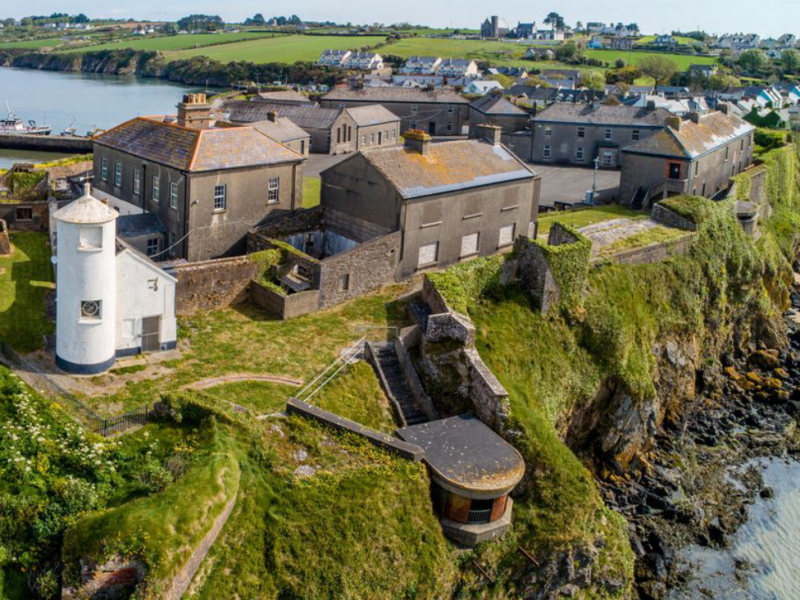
[{"x1": 141, "y1": 316, "x2": 161, "y2": 353}]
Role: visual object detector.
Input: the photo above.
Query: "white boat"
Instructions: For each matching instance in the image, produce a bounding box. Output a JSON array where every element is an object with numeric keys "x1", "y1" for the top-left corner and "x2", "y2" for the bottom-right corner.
[{"x1": 0, "y1": 100, "x2": 52, "y2": 135}]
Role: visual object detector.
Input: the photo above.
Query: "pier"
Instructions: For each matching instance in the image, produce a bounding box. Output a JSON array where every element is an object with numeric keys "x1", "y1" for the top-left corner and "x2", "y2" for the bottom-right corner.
[{"x1": 0, "y1": 133, "x2": 93, "y2": 154}]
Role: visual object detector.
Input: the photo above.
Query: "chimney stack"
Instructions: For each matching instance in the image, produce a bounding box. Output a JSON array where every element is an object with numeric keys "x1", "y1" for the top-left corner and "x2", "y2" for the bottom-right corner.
[
  {"x1": 475, "y1": 123, "x2": 502, "y2": 146},
  {"x1": 267, "y1": 110, "x2": 279, "y2": 123},
  {"x1": 666, "y1": 115, "x2": 682, "y2": 131},
  {"x1": 176, "y1": 93, "x2": 212, "y2": 129},
  {"x1": 404, "y1": 129, "x2": 432, "y2": 156},
  {"x1": 689, "y1": 112, "x2": 701, "y2": 124},
  {"x1": 646, "y1": 99, "x2": 657, "y2": 112},
  {"x1": 718, "y1": 102, "x2": 730, "y2": 115}
]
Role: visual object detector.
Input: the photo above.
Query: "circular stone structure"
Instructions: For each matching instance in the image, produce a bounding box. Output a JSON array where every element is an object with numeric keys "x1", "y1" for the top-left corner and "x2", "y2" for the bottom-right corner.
[{"x1": 397, "y1": 414, "x2": 525, "y2": 546}]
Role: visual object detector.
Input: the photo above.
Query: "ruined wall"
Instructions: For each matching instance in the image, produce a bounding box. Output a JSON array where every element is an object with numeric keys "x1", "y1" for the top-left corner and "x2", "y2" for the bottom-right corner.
[
  {"x1": 62, "y1": 557, "x2": 145, "y2": 600},
  {"x1": 0, "y1": 219, "x2": 10, "y2": 255},
  {"x1": 0, "y1": 201, "x2": 49, "y2": 231},
  {"x1": 251, "y1": 206, "x2": 324, "y2": 241},
  {"x1": 651, "y1": 203, "x2": 698, "y2": 231},
  {"x1": 601, "y1": 234, "x2": 694, "y2": 266},
  {"x1": 172, "y1": 256, "x2": 257, "y2": 315},
  {"x1": 250, "y1": 280, "x2": 320, "y2": 320}
]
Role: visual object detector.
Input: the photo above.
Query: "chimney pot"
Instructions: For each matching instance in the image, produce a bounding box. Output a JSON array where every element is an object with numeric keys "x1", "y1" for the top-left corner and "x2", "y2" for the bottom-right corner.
[
  {"x1": 177, "y1": 93, "x2": 212, "y2": 129},
  {"x1": 403, "y1": 129, "x2": 432, "y2": 155}
]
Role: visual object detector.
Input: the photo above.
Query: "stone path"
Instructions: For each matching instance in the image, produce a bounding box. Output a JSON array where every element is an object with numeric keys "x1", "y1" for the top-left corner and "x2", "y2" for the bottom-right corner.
[{"x1": 578, "y1": 218, "x2": 661, "y2": 255}]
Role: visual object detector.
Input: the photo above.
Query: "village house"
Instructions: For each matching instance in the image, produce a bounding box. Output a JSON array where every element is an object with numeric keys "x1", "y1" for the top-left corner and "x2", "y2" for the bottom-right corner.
[
  {"x1": 515, "y1": 22, "x2": 537, "y2": 39},
  {"x1": 320, "y1": 87, "x2": 469, "y2": 136},
  {"x1": 317, "y1": 49, "x2": 351, "y2": 67},
  {"x1": 436, "y1": 59, "x2": 480, "y2": 79},
  {"x1": 253, "y1": 90, "x2": 315, "y2": 105},
  {"x1": 619, "y1": 109, "x2": 756, "y2": 205},
  {"x1": 320, "y1": 128, "x2": 541, "y2": 280},
  {"x1": 250, "y1": 112, "x2": 312, "y2": 157},
  {"x1": 399, "y1": 56, "x2": 442, "y2": 75},
  {"x1": 218, "y1": 100, "x2": 400, "y2": 154},
  {"x1": 463, "y1": 80, "x2": 504, "y2": 95},
  {"x1": 468, "y1": 93, "x2": 530, "y2": 140},
  {"x1": 530, "y1": 102, "x2": 673, "y2": 168},
  {"x1": 344, "y1": 52, "x2": 384, "y2": 70},
  {"x1": 53, "y1": 185, "x2": 177, "y2": 375},
  {"x1": 91, "y1": 94, "x2": 306, "y2": 262}
]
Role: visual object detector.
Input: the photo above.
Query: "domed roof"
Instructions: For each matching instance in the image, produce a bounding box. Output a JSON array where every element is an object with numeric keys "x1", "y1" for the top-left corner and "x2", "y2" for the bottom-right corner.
[{"x1": 53, "y1": 184, "x2": 118, "y2": 225}]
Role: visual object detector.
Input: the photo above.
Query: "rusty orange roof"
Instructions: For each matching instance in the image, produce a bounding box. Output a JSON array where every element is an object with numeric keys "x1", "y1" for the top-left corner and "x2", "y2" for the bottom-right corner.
[
  {"x1": 358, "y1": 139, "x2": 536, "y2": 199},
  {"x1": 94, "y1": 116, "x2": 304, "y2": 172}
]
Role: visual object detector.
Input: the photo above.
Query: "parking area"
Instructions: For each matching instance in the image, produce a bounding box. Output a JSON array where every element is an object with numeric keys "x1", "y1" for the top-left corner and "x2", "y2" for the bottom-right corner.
[
  {"x1": 533, "y1": 164, "x2": 621, "y2": 210},
  {"x1": 304, "y1": 153, "x2": 351, "y2": 179}
]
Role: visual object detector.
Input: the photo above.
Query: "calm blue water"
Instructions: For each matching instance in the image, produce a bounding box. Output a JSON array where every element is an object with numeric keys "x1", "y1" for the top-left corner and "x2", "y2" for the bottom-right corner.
[
  {"x1": 669, "y1": 457, "x2": 800, "y2": 600},
  {"x1": 0, "y1": 67, "x2": 201, "y2": 168}
]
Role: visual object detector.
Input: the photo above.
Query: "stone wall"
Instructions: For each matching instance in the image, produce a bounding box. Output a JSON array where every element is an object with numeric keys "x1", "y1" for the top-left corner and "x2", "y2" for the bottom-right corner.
[
  {"x1": 396, "y1": 326, "x2": 439, "y2": 421},
  {"x1": 598, "y1": 234, "x2": 693, "y2": 266},
  {"x1": 250, "y1": 280, "x2": 320, "y2": 320},
  {"x1": 514, "y1": 237, "x2": 560, "y2": 313},
  {"x1": 0, "y1": 201, "x2": 49, "y2": 231},
  {"x1": 651, "y1": 203, "x2": 697, "y2": 231},
  {"x1": 62, "y1": 557, "x2": 145, "y2": 600},
  {"x1": 422, "y1": 276, "x2": 449, "y2": 314},
  {"x1": 251, "y1": 206, "x2": 324, "y2": 241},
  {"x1": 172, "y1": 256, "x2": 257, "y2": 315},
  {"x1": 287, "y1": 397, "x2": 424, "y2": 460},
  {"x1": 0, "y1": 219, "x2": 10, "y2": 255}
]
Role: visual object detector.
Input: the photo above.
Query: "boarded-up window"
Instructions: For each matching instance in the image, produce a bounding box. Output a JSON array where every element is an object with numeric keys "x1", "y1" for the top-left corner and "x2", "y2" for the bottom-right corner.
[
  {"x1": 498, "y1": 224, "x2": 515, "y2": 247},
  {"x1": 122, "y1": 318, "x2": 136, "y2": 340},
  {"x1": 461, "y1": 233, "x2": 479, "y2": 257},
  {"x1": 421, "y1": 201, "x2": 442, "y2": 226},
  {"x1": 79, "y1": 227, "x2": 102, "y2": 250},
  {"x1": 418, "y1": 242, "x2": 439, "y2": 267}
]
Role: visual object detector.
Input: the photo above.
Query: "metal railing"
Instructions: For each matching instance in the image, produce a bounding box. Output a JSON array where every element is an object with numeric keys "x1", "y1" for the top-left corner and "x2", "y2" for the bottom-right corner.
[
  {"x1": 294, "y1": 336, "x2": 366, "y2": 403},
  {"x1": 467, "y1": 509, "x2": 493, "y2": 525},
  {"x1": 352, "y1": 325, "x2": 399, "y2": 345}
]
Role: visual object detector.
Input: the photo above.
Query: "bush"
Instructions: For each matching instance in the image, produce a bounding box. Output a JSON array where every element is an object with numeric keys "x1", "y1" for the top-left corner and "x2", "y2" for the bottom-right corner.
[
  {"x1": 657, "y1": 195, "x2": 716, "y2": 225},
  {"x1": 137, "y1": 459, "x2": 174, "y2": 493}
]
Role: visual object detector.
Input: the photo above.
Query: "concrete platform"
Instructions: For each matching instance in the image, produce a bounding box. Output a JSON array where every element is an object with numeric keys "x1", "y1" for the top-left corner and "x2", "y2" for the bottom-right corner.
[
  {"x1": 440, "y1": 498, "x2": 514, "y2": 546},
  {"x1": 534, "y1": 164, "x2": 621, "y2": 209}
]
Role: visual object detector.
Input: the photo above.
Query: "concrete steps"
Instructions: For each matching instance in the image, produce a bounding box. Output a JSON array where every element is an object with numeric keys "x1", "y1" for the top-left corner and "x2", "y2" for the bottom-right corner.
[{"x1": 374, "y1": 344, "x2": 429, "y2": 426}]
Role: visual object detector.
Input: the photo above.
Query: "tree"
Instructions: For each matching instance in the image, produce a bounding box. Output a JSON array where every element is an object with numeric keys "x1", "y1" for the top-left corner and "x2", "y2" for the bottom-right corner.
[
  {"x1": 554, "y1": 41, "x2": 579, "y2": 61},
  {"x1": 606, "y1": 65, "x2": 641, "y2": 84},
  {"x1": 488, "y1": 74, "x2": 514, "y2": 88},
  {"x1": 73, "y1": 13, "x2": 89, "y2": 23},
  {"x1": 637, "y1": 55, "x2": 677, "y2": 88},
  {"x1": 583, "y1": 72, "x2": 606, "y2": 91},
  {"x1": 782, "y1": 49, "x2": 800, "y2": 74},
  {"x1": 738, "y1": 49, "x2": 768, "y2": 73},
  {"x1": 177, "y1": 14, "x2": 224, "y2": 32},
  {"x1": 575, "y1": 21, "x2": 583, "y2": 31},
  {"x1": 708, "y1": 72, "x2": 741, "y2": 91},
  {"x1": 245, "y1": 13, "x2": 266, "y2": 26},
  {"x1": 543, "y1": 12, "x2": 565, "y2": 31}
]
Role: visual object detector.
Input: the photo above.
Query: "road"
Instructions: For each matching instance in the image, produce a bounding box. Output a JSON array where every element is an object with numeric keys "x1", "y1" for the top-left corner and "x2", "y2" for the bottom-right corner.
[{"x1": 533, "y1": 164, "x2": 622, "y2": 209}]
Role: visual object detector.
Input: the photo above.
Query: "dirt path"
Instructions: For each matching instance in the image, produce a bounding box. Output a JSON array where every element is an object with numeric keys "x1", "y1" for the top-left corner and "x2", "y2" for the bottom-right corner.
[{"x1": 184, "y1": 373, "x2": 303, "y2": 391}]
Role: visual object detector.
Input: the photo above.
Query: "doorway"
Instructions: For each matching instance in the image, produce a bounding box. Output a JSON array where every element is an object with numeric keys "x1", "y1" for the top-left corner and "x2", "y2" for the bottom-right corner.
[
  {"x1": 668, "y1": 162, "x2": 682, "y2": 180},
  {"x1": 428, "y1": 121, "x2": 436, "y2": 135},
  {"x1": 141, "y1": 316, "x2": 161, "y2": 353}
]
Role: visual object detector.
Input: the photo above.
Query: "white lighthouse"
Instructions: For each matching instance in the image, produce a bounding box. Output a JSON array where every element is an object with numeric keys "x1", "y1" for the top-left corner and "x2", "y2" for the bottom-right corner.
[{"x1": 54, "y1": 184, "x2": 119, "y2": 374}]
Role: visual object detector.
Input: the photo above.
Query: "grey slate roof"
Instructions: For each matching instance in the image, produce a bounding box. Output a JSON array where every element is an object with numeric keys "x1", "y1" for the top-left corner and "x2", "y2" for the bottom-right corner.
[
  {"x1": 346, "y1": 105, "x2": 400, "y2": 126},
  {"x1": 532, "y1": 103, "x2": 672, "y2": 127},
  {"x1": 117, "y1": 213, "x2": 166, "y2": 238},
  {"x1": 254, "y1": 90, "x2": 314, "y2": 105},
  {"x1": 95, "y1": 116, "x2": 304, "y2": 172},
  {"x1": 470, "y1": 94, "x2": 528, "y2": 116},
  {"x1": 322, "y1": 86, "x2": 469, "y2": 104},
  {"x1": 220, "y1": 100, "x2": 343, "y2": 130},
  {"x1": 251, "y1": 117, "x2": 310, "y2": 143},
  {"x1": 355, "y1": 138, "x2": 536, "y2": 200},
  {"x1": 396, "y1": 415, "x2": 525, "y2": 493}
]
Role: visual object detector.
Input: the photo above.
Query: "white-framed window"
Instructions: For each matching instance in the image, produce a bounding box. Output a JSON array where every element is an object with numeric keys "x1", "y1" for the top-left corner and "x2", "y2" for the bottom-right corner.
[
  {"x1": 152, "y1": 175, "x2": 160, "y2": 202},
  {"x1": 417, "y1": 242, "x2": 439, "y2": 268},
  {"x1": 78, "y1": 226, "x2": 102, "y2": 250},
  {"x1": 168, "y1": 232, "x2": 176, "y2": 257},
  {"x1": 447, "y1": 122, "x2": 453, "y2": 132},
  {"x1": 543, "y1": 145, "x2": 552, "y2": 158},
  {"x1": 411, "y1": 105, "x2": 418, "y2": 115},
  {"x1": 604, "y1": 128, "x2": 613, "y2": 141},
  {"x1": 100, "y1": 157, "x2": 108, "y2": 181},
  {"x1": 267, "y1": 177, "x2": 280, "y2": 204},
  {"x1": 577, "y1": 126, "x2": 585, "y2": 139},
  {"x1": 133, "y1": 169, "x2": 141, "y2": 195},
  {"x1": 170, "y1": 182, "x2": 178, "y2": 209},
  {"x1": 114, "y1": 162, "x2": 122, "y2": 187},
  {"x1": 361, "y1": 134, "x2": 366, "y2": 145},
  {"x1": 370, "y1": 133, "x2": 375, "y2": 143},
  {"x1": 603, "y1": 150, "x2": 613, "y2": 166},
  {"x1": 146, "y1": 237, "x2": 159, "y2": 257},
  {"x1": 214, "y1": 184, "x2": 227, "y2": 210},
  {"x1": 576, "y1": 147, "x2": 584, "y2": 161},
  {"x1": 460, "y1": 232, "x2": 479, "y2": 257},
  {"x1": 447, "y1": 105, "x2": 454, "y2": 114},
  {"x1": 498, "y1": 224, "x2": 515, "y2": 247},
  {"x1": 80, "y1": 299, "x2": 102, "y2": 321},
  {"x1": 544, "y1": 127, "x2": 552, "y2": 137},
  {"x1": 632, "y1": 129, "x2": 640, "y2": 141}
]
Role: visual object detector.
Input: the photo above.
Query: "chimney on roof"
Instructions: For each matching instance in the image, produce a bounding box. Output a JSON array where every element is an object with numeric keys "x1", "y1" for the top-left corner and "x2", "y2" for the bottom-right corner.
[
  {"x1": 666, "y1": 115, "x2": 682, "y2": 132},
  {"x1": 475, "y1": 123, "x2": 502, "y2": 146},
  {"x1": 688, "y1": 111, "x2": 701, "y2": 124},
  {"x1": 591, "y1": 99, "x2": 601, "y2": 111},
  {"x1": 404, "y1": 129, "x2": 432, "y2": 156},
  {"x1": 177, "y1": 93, "x2": 212, "y2": 129},
  {"x1": 718, "y1": 102, "x2": 729, "y2": 115},
  {"x1": 646, "y1": 99, "x2": 657, "y2": 111},
  {"x1": 267, "y1": 110, "x2": 279, "y2": 123}
]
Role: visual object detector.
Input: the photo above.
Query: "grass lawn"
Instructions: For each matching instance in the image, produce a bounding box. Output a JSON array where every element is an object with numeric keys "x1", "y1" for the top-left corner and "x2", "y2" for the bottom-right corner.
[
  {"x1": 197, "y1": 380, "x2": 297, "y2": 413},
  {"x1": 537, "y1": 205, "x2": 648, "y2": 237},
  {"x1": 635, "y1": 35, "x2": 700, "y2": 46},
  {"x1": 0, "y1": 37, "x2": 66, "y2": 49},
  {"x1": 165, "y1": 34, "x2": 387, "y2": 65},
  {"x1": 302, "y1": 176, "x2": 321, "y2": 207},
  {"x1": 83, "y1": 283, "x2": 413, "y2": 415},
  {"x1": 584, "y1": 48, "x2": 718, "y2": 70},
  {"x1": 60, "y1": 31, "x2": 284, "y2": 54},
  {"x1": 595, "y1": 225, "x2": 690, "y2": 258},
  {"x1": 0, "y1": 232, "x2": 54, "y2": 352}
]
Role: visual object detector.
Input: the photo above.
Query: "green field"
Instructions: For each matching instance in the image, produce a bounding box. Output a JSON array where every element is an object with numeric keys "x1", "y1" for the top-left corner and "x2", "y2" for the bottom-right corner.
[
  {"x1": 0, "y1": 36, "x2": 67, "y2": 49},
  {"x1": 61, "y1": 30, "x2": 283, "y2": 54},
  {"x1": 635, "y1": 35, "x2": 700, "y2": 46},
  {"x1": 164, "y1": 34, "x2": 387, "y2": 64},
  {"x1": 584, "y1": 48, "x2": 718, "y2": 69}
]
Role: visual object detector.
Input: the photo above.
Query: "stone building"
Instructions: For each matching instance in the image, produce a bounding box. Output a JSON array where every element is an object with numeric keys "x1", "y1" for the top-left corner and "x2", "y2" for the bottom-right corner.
[
  {"x1": 91, "y1": 94, "x2": 306, "y2": 262},
  {"x1": 530, "y1": 102, "x2": 672, "y2": 168},
  {"x1": 217, "y1": 100, "x2": 400, "y2": 155},
  {"x1": 468, "y1": 93, "x2": 530, "y2": 142},
  {"x1": 250, "y1": 112, "x2": 311, "y2": 157},
  {"x1": 396, "y1": 415, "x2": 525, "y2": 546},
  {"x1": 481, "y1": 16, "x2": 510, "y2": 39},
  {"x1": 619, "y1": 110, "x2": 756, "y2": 205},
  {"x1": 320, "y1": 87, "x2": 469, "y2": 136},
  {"x1": 321, "y1": 129, "x2": 541, "y2": 280}
]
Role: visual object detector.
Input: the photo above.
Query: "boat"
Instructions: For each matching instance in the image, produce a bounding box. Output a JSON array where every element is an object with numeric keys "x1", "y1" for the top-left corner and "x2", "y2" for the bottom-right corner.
[
  {"x1": 61, "y1": 117, "x2": 78, "y2": 136},
  {"x1": 0, "y1": 100, "x2": 52, "y2": 135}
]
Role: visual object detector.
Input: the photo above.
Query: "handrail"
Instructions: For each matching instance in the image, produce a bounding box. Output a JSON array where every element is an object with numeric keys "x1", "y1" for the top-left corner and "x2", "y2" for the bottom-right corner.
[{"x1": 295, "y1": 336, "x2": 366, "y2": 402}]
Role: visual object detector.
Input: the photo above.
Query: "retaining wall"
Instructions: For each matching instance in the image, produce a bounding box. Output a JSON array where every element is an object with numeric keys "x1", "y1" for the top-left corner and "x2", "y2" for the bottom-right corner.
[
  {"x1": 250, "y1": 280, "x2": 320, "y2": 320},
  {"x1": 0, "y1": 133, "x2": 92, "y2": 153},
  {"x1": 596, "y1": 234, "x2": 694, "y2": 266},
  {"x1": 173, "y1": 256, "x2": 257, "y2": 315},
  {"x1": 286, "y1": 397, "x2": 424, "y2": 461},
  {"x1": 396, "y1": 326, "x2": 439, "y2": 421},
  {"x1": 651, "y1": 203, "x2": 697, "y2": 231}
]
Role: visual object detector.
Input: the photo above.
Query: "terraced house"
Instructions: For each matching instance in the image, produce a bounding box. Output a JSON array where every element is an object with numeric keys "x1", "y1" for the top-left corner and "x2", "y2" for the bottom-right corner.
[
  {"x1": 530, "y1": 102, "x2": 672, "y2": 168},
  {"x1": 619, "y1": 109, "x2": 756, "y2": 206},
  {"x1": 320, "y1": 87, "x2": 469, "y2": 136},
  {"x1": 92, "y1": 94, "x2": 305, "y2": 262}
]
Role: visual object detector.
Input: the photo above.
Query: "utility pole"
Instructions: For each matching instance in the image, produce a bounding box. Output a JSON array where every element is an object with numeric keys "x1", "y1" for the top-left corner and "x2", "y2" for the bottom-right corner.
[{"x1": 588, "y1": 156, "x2": 600, "y2": 204}]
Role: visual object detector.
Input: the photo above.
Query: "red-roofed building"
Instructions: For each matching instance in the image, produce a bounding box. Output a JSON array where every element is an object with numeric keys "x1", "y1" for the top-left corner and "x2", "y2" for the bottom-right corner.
[{"x1": 92, "y1": 94, "x2": 306, "y2": 262}]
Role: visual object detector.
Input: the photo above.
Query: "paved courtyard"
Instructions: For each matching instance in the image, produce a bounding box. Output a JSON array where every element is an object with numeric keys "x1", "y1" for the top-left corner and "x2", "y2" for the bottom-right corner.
[
  {"x1": 533, "y1": 164, "x2": 622, "y2": 209},
  {"x1": 304, "y1": 153, "x2": 351, "y2": 178}
]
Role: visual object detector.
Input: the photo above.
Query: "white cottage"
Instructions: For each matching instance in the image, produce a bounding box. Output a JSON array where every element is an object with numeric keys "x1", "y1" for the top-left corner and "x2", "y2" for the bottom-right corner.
[{"x1": 53, "y1": 185, "x2": 177, "y2": 374}]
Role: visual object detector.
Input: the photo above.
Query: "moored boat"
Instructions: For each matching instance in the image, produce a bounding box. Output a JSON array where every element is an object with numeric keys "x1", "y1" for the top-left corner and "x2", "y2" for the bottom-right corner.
[{"x1": 1, "y1": 100, "x2": 52, "y2": 135}]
